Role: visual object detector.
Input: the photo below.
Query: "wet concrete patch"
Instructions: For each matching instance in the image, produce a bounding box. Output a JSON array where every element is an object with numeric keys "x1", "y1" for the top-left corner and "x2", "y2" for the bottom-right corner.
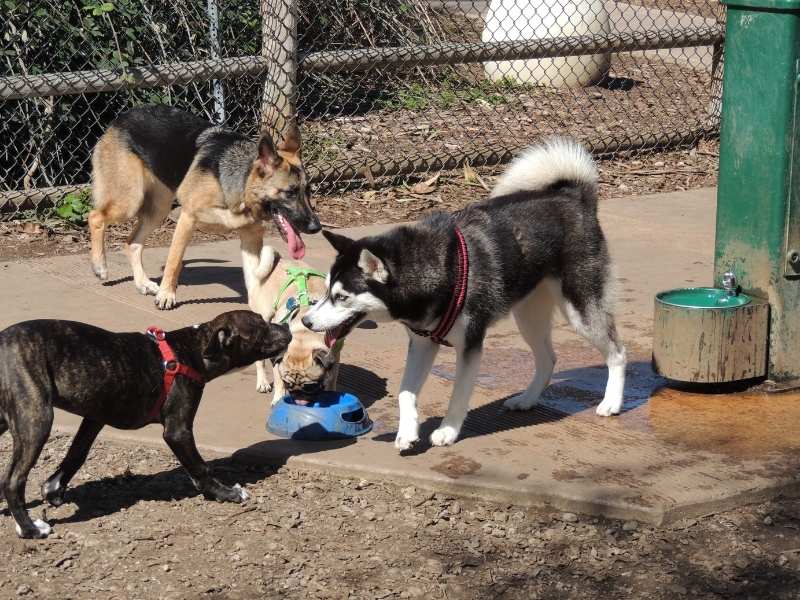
[
  {"x1": 641, "y1": 387, "x2": 800, "y2": 459},
  {"x1": 430, "y1": 453, "x2": 482, "y2": 479}
]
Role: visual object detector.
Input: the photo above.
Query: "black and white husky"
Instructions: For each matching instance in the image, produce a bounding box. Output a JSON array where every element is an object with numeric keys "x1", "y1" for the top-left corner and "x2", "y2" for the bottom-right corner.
[{"x1": 303, "y1": 138, "x2": 626, "y2": 450}]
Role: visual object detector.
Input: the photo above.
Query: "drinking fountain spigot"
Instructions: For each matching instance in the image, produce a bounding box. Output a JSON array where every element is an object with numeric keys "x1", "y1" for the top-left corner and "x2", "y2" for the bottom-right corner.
[{"x1": 722, "y1": 271, "x2": 738, "y2": 296}]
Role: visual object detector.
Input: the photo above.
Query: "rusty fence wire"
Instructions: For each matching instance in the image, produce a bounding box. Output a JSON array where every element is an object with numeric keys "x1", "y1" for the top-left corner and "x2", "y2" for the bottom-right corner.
[{"x1": 0, "y1": 0, "x2": 725, "y2": 216}]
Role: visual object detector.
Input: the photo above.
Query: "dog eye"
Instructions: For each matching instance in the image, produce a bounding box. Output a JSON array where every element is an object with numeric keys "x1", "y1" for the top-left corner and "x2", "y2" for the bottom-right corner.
[
  {"x1": 285, "y1": 186, "x2": 299, "y2": 197},
  {"x1": 334, "y1": 293, "x2": 348, "y2": 303}
]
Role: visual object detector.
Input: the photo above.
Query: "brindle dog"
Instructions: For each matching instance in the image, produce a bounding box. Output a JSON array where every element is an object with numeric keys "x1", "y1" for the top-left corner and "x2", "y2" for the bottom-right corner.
[{"x1": 0, "y1": 310, "x2": 290, "y2": 539}]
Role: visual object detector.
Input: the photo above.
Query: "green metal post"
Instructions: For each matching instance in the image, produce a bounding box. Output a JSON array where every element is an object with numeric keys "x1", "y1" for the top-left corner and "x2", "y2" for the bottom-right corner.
[{"x1": 716, "y1": 0, "x2": 800, "y2": 387}]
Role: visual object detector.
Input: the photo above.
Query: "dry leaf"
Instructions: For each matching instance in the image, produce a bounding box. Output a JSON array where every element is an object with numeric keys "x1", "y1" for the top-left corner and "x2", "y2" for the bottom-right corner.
[
  {"x1": 463, "y1": 162, "x2": 478, "y2": 184},
  {"x1": 363, "y1": 165, "x2": 376, "y2": 188},
  {"x1": 21, "y1": 222, "x2": 42, "y2": 235},
  {"x1": 409, "y1": 173, "x2": 440, "y2": 195}
]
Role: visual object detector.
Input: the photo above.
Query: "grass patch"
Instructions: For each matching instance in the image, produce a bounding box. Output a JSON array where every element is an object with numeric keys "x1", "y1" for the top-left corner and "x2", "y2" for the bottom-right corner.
[
  {"x1": 303, "y1": 131, "x2": 348, "y2": 163},
  {"x1": 380, "y1": 77, "x2": 528, "y2": 111}
]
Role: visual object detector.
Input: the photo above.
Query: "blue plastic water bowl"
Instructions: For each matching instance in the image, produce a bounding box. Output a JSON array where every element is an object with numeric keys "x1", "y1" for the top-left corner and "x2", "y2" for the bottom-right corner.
[{"x1": 266, "y1": 391, "x2": 372, "y2": 440}]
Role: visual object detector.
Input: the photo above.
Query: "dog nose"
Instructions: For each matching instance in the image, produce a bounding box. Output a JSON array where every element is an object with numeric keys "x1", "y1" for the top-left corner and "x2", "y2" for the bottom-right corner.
[{"x1": 306, "y1": 218, "x2": 321, "y2": 234}]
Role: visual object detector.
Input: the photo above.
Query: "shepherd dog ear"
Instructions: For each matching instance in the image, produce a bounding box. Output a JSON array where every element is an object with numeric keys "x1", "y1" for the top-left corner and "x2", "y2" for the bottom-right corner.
[
  {"x1": 322, "y1": 230, "x2": 354, "y2": 254},
  {"x1": 277, "y1": 119, "x2": 302, "y2": 158},
  {"x1": 202, "y1": 327, "x2": 234, "y2": 360},
  {"x1": 255, "y1": 133, "x2": 282, "y2": 175}
]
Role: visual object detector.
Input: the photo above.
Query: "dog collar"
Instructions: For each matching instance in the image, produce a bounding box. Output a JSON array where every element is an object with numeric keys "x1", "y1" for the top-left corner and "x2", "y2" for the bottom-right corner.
[
  {"x1": 407, "y1": 226, "x2": 469, "y2": 347},
  {"x1": 145, "y1": 327, "x2": 205, "y2": 423}
]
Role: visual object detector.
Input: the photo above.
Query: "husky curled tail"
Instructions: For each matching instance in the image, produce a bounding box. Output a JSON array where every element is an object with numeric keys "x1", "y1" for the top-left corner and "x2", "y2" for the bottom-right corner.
[{"x1": 491, "y1": 136, "x2": 599, "y2": 203}]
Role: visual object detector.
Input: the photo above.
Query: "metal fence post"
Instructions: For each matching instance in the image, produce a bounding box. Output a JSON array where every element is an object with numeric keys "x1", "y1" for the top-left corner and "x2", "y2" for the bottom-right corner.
[
  {"x1": 207, "y1": 0, "x2": 225, "y2": 123},
  {"x1": 260, "y1": 0, "x2": 297, "y2": 140},
  {"x1": 715, "y1": 0, "x2": 800, "y2": 388}
]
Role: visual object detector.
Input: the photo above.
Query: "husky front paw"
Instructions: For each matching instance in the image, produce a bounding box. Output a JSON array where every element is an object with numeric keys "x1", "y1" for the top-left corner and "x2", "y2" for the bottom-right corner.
[
  {"x1": 15, "y1": 518, "x2": 52, "y2": 539},
  {"x1": 430, "y1": 425, "x2": 459, "y2": 447},
  {"x1": 155, "y1": 289, "x2": 177, "y2": 310},
  {"x1": 394, "y1": 432, "x2": 420, "y2": 451},
  {"x1": 395, "y1": 419, "x2": 420, "y2": 451},
  {"x1": 137, "y1": 279, "x2": 160, "y2": 296},
  {"x1": 595, "y1": 397, "x2": 622, "y2": 417},
  {"x1": 257, "y1": 380, "x2": 273, "y2": 395}
]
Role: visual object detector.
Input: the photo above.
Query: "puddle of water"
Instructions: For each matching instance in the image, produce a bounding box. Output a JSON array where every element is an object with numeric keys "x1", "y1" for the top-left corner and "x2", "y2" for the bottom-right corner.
[{"x1": 633, "y1": 387, "x2": 800, "y2": 459}]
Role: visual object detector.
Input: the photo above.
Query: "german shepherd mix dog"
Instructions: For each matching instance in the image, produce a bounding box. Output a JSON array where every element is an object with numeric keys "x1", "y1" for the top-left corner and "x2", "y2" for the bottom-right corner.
[
  {"x1": 0, "y1": 310, "x2": 291, "y2": 538},
  {"x1": 302, "y1": 138, "x2": 626, "y2": 450},
  {"x1": 89, "y1": 105, "x2": 320, "y2": 310}
]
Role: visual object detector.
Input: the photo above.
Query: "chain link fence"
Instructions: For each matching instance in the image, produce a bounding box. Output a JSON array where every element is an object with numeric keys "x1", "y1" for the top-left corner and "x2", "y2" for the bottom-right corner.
[{"x1": 0, "y1": 0, "x2": 724, "y2": 216}]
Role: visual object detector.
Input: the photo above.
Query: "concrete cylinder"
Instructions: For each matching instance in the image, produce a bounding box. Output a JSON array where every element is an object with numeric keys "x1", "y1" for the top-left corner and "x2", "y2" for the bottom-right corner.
[{"x1": 482, "y1": 0, "x2": 611, "y2": 87}]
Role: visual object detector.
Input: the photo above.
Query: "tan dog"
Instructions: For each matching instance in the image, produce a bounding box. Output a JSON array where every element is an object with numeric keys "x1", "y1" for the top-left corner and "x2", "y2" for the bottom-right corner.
[
  {"x1": 247, "y1": 248, "x2": 341, "y2": 405},
  {"x1": 88, "y1": 105, "x2": 320, "y2": 310}
]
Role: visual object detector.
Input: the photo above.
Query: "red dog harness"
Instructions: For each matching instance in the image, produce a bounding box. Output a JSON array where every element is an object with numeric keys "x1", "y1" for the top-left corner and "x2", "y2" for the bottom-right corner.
[
  {"x1": 145, "y1": 327, "x2": 205, "y2": 423},
  {"x1": 408, "y1": 226, "x2": 469, "y2": 347}
]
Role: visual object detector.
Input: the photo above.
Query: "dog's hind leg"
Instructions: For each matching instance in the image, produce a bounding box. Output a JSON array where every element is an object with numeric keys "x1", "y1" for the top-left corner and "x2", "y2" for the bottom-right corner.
[
  {"x1": 126, "y1": 179, "x2": 173, "y2": 296},
  {"x1": 504, "y1": 283, "x2": 557, "y2": 411},
  {"x1": 41, "y1": 418, "x2": 104, "y2": 507},
  {"x1": 4, "y1": 403, "x2": 54, "y2": 538},
  {"x1": 559, "y1": 288, "x2": 627, "y2": 417},
  {"x1": 89, "y1": 135, "x2": 148, "y2": 281}
]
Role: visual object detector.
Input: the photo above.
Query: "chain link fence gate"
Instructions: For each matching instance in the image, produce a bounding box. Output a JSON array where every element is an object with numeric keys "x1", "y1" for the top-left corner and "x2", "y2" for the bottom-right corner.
[{"x1": 0, "y1": 0, "x2": 724, "y2": 216}]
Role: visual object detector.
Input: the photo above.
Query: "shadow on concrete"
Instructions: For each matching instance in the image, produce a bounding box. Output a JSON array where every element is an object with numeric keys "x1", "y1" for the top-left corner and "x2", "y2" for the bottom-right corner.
[
  {"x1": 28, "y1": 437, "x2": 354, "y2": 526},
  {"x1": 175, "y1": 264, "x2": 246, "y2": 297},
  {"x1": 336, "y1": 363, "x2": 388, "y2": 409},
  {"x1": 372, "y1": 360, "x2": 658, "y2": 454}
]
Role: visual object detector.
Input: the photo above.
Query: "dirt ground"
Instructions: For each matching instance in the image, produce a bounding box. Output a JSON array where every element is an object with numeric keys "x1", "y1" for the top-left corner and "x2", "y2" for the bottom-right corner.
[
  {"x1": 1, "y1": 432, "x2": 799, "y2": 600},
  {"x1": 0, "y1": 138, "x2": 718, "y2": 261}
]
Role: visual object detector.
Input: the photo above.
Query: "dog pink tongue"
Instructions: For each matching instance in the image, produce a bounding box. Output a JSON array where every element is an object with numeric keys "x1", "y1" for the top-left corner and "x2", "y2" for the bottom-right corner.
[{"x1": 283, "y1": 217, "x2": 305, "y2": 260}]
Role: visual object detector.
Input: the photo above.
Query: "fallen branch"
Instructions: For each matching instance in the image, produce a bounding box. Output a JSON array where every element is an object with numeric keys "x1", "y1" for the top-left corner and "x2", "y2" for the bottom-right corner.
[
  {"x1": 224, "y1": 505, "x2": 258, "y2": 523},
  {"x1": 624, "y1": 169, "x2": 707, "y2": 176}
]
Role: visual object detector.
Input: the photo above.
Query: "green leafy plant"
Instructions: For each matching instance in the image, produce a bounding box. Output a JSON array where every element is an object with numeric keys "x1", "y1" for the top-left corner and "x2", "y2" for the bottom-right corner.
[
  {"x1": 83, "y1": 1, "x2": 115, "y2": 16},
  {"x1": 55, "y1": 189, "x2": 93, "y2": 225}
]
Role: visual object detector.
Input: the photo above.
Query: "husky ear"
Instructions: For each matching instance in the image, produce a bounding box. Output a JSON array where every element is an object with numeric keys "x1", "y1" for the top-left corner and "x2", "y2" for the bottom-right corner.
[
  {"x1": 256, "y1": 133, "x2": 282, "y2": 174},
  {"x1": 322, "y1": 230, "x2": 353, "y2": 254},
  {"x1": 358, "y1": 248, "x2": 389, "y2": 283},
  {"x1": 277, "y1": 119, "x2": 301, "y2": 156}
]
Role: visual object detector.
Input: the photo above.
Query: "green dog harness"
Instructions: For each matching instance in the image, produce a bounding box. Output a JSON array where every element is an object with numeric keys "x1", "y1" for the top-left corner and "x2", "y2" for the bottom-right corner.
[
  {"x1": 274, "y1": 267, "x2": 327, "y2": 324},
  {"x1": 273, "y1": 267, "x2": 345, "y2": 353}
]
